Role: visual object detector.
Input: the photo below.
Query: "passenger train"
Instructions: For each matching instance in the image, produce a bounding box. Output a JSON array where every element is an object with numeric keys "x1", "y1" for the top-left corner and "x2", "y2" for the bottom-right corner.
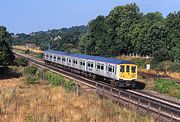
[{"x1": 44, "y1": 50, "x2": 137, "y2": 88}]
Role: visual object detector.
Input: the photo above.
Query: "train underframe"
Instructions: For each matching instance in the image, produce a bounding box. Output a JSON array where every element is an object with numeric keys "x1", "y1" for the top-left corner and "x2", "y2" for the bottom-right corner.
[{"x1": 44, "y1": 60, "x2": 135, "y2": 88}]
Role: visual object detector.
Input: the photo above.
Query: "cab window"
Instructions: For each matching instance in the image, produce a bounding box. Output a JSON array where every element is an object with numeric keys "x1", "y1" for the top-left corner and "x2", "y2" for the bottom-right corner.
[
  {"x1": 126, "y1": 66, "x2": 130, "y2": 72},
  {"x1": 120, "y1": 65, "x2": 125, "y2": 72},
  {"x1": 131, "y1": 66, "x2": 136, "y2": 73}
]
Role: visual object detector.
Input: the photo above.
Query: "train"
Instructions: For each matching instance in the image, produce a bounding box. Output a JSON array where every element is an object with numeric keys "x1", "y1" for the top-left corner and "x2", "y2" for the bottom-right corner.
[{"x1": 44, "y1": 50, "x2": 137, "y2": 88}]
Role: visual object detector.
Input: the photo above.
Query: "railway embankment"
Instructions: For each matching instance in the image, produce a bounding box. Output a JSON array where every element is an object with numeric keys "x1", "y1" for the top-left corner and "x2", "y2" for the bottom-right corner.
[{"x1": 0, "y1": 66, "x2": 154, "y2": 122}]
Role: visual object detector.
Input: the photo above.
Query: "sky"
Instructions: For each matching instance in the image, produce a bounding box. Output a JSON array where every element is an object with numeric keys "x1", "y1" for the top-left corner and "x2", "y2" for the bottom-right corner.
[{"x1": 0, "y1": 0, "x2": 180, "y2": 34}]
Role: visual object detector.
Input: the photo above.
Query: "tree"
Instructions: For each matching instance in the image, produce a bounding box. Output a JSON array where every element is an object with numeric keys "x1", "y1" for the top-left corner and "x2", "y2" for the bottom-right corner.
[
  {"x1": 106, "y1": 3, "x2": 142, "y2": 55},
  {"x1": 166, "y1": 11, "x2": 180, "y2": 61},
  {"x1": 81, "y1": 16, "x2": 110, "y2": 56},
  {"x1": 0, "y1": 26, "x2": 15, "y2": 66},
  {"x1": 152, "y1": 48, "x2": 173, "y2": 64},
  {"x1": 133, "y1": 12, "x2": 166, "y2": 56}
]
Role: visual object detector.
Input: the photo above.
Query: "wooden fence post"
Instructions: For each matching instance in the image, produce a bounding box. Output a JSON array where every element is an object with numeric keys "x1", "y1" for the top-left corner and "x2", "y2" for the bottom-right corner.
[
  {"x1": 170, "y1": 112, "x2": 173, "y2": 122},
  {"x1": 147, "y1": 102, "x2": 150, "y2": 113},
  {"x1": 137, "y1": 98, "x2": 140, "y2": 110},
  {"x1": 158, "y1": 106, "x2": 161, "y2": 122},
  {"x1": 76, "y1": 83, "x2": 80, "y2": 96},
  {"x1": 102, "y1": 85, "x2": 105, "y2": 99},
  {"x1": 128, "y1": 94, "x2": 131, "y2": 108},
  {"x1": 118, "y1": 91, "x2": 121, "y2": 104}
]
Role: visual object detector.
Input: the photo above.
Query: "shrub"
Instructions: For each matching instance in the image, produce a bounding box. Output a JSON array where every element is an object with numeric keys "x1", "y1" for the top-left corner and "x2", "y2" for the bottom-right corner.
[
  {"x1": 155, "y1": 79, "x2": 180, "y2": 99},
  {"x1": 24, "y1": 65, "x2": 39, "y2": 84},
  {"x1": 45, "y1": 71, "x2": 64, "y2": 86},
  {"x1": 151, "y1": 61, "x2": 180, "y2": 73},
  {"x1": 169, "y1": 63, "x2": 180, "y2": 72},
  {"x1": 25, "y1": 49, "x2": 30, "y2": 54},
  {"x1": 65, "y1": 80, "x2": 75, "y2": 92},
  {"x1": 35, "y1": 53, "x2": 43, "y2": 59},
  {"x1": 15, "y1": 58, "x2": 29, "y2": 66},
  {"x1": 131, "y1": 58, "x2": 151, "y2": 68}
]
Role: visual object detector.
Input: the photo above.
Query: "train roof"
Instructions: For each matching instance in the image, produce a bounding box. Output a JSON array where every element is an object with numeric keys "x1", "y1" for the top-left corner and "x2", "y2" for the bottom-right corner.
[{"x1": 44, "y1": 50, "x2": 135, "y2": 65}]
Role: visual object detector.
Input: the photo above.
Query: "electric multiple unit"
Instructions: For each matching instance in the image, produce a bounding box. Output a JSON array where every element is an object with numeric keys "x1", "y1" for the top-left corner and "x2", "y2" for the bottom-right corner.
[{"x1": 44, "y1": 50, "x2": 137, "y2": 87}]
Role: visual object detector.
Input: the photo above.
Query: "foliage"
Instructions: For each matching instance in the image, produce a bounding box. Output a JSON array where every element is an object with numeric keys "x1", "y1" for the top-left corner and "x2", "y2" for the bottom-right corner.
[
  {"x1": 25, "y1": 49, "x2": 30, "y2": 54},
  {"x1": 34, "y1": 53, "x2": 43, "y2": 59},
  {"x1": 155, "y1": 79, "x2": 180, "y2": 99},
  {"x1": 15, "y1": 58, "x2": 29, "y2": 66},
  {"x1": 24, "y1": 65, "x2": 39, "y2": 84},
  {"x1": 45, "y1": 71, "x2": 75, "y2": 91},
  {"x1": 64, "y1": 80, "x2": 75, "y2": 92},
  {"x1": 13, "y1": 26, "x2": 87, "y2": 53},
  {"x1": 0, "y1": 26, "x2": 15, "y2": 66},
  {"x1": 152, "y1": 48, "x2": 173, "y2": 64},
  {"x1": 131, "y1": 58, "x2": 151, "y2": 68},
  {"x1": 45, "y1": 71, "x2": 64, "y2": 86},
  {"x1": 169, "y1": 63, "x2": 180, "y2": 72},
  {"x1": 151, "y1": 60, "x2": 180, "y2": 73},
  {"x1": 12, "y1": 4, "x2": 180, "y2": 63}
]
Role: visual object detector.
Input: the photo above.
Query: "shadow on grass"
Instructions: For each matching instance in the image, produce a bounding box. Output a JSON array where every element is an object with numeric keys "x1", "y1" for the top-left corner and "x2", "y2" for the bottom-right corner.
[
  {"x1": 0, "y1": 67, "x2": 21, "y2": 80},
  {"x1": 132, "y1": 81, "x2": 146, "y2": 90}
]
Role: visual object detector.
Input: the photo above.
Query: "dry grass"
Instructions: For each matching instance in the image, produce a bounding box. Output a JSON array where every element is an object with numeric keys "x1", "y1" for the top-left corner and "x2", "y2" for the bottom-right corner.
[
  {"x1": 13, "y1": 45, "x2": 43, "y2": 54},
  {"x1": 140, "y1": 69, "x2": 180, "y2": 80},
  {"x1": 0, "y1": 77, "x2": 154, "y2": 122}
]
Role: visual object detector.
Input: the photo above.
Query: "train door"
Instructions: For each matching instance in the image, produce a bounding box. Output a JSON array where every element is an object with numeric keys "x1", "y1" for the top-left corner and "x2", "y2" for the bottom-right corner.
[
  {"x1": 106, "y1": 64, "x2": 115, "y2": 79},
  {"x1": 96, "y1": 63, "x2": 101, "y2": 75}
]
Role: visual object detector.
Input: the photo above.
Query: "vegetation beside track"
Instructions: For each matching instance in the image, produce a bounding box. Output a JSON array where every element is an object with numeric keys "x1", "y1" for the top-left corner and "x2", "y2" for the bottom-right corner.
[
  {"x1": 0, "y1": 66, "x2": 154, "y2": 122},
  {"x1": 155, "y1": 79, "x2": 180, "y2": 99}
]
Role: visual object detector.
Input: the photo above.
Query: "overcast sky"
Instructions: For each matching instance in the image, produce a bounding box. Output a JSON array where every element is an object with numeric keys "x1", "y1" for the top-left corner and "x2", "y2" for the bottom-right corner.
[{"x1": 0, "y1": 0, "x2": 179, "y2": 34}]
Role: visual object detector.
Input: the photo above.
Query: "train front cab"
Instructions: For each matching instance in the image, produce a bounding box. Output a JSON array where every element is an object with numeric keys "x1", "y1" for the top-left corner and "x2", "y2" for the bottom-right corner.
[{"x1": 118, "y1": 64, "x2": 137, "y2": 87}]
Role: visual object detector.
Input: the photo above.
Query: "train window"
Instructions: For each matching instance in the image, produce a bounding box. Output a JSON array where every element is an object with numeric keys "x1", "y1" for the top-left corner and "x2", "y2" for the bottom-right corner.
[
  {"x1": 91, "y1": 63, "x2": 93, "y2": 68},
  {"x1": 80, "y1": 61, "x2": 83, "y2": 65},
  {"x1": 68, "y1": 59, "x2": 71, "y2": 63},
  {"x1": 87, "y1": 62, "x2": 90, "y2": 67},
  {"x1": 50, "y1": 56, "x2": 52, "y2": 58},
  {"x1": 62, "y1": 57, "x2": 66, "y2": 62},
  {"x1": 108, "y1": 65, "x2": 112, "y2": 72},
  {"x1": 120, "y1": 65, "x2": 125, "y2": 72},
  {"x1": 112, "y1": 66, "x2": 115, "y2": 72},
  {"x1": 54, "y1": 56, "x2": 56, "y2": 59},
  {"x1": 73, "y1": 59, "x2": 75, "y2": 64},
  {"x1": 58, "y1": 57, "x2": 61, "y2": 60},
  {"x1": 46, "y1": 55, "x2": 49, "y2": 57},
  {"x1": 83, "y1": 62, "x2": 85, "y2": 66},
  {"x1": 126, "y1": 66, "x2": 130, "y2": 72},
  {"x1": 132, "y1": 66, "x2": 136, "y2": 73},
  {"x1": 101, "y1": 64, "x2": 104, "y2": 70},
  {"x1": 97, "y1": 64, "x2": 100, "y2": 69}
]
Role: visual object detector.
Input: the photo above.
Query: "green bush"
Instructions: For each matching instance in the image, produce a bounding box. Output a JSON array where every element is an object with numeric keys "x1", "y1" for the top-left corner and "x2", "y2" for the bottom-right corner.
[
  {"x1": 151, "y1": 61, "x2": 180, "y2": 73},
  {"x1": 34, "y1": 53, "x2": 43, "y2": 59},
  {"x1": 131, "y1": 58, "x2": 151, "y2": 68},
  {"x1": 169, "y1": 63, "x2": 180, "y2": 73},
  {"x1": 65, "y1": 80, "x2": 75, "y2": 92},
  {"x1": 15, "y1": 58, "x2": 29, "y2": 66},
  {"x1": 24, "y1": 65, "x2": 39, "y2": 84},
  {"x1": 25, "y1": 49, "x2": 30, "y2": 54},
  {"x1": 45, "y1": 71, "x2": 64, "y2": 86},
  {"x1": 155, "y1": 79, "x2": 180, "y2": 99}
]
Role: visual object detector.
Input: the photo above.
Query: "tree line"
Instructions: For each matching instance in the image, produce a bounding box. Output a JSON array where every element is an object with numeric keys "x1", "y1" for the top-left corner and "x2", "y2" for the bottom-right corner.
[{"x1": 13, "y1": 3, "x2": 180, "y2": 62}]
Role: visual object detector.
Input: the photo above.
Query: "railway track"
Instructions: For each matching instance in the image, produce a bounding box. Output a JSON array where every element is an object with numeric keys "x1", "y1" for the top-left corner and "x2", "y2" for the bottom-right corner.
[{"x1": 14, "y1": 52, "x2": 180, "y2": 122}]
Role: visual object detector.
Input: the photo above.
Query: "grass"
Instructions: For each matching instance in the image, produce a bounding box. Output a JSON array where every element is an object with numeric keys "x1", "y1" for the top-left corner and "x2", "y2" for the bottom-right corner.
[
  {"x1": 13, "y1": 45, "x2": 43, "y2": 54},
  {"x1": 0, "y1": 67, "x2": 155, "y2": 122},
  {"x1": 155, "y1": 79, "x2": 180, "y2": 99}
]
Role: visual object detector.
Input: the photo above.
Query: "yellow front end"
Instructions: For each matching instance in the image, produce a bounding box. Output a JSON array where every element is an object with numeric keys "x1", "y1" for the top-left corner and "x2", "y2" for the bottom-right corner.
[{"x1": 118, "y1": 64, "x2": 137, "y2": 80}]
